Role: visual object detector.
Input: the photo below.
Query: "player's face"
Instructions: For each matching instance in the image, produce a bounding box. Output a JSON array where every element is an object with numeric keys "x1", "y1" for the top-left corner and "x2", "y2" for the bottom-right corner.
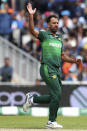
[
  {"x1": 5, "y1": 59, "x2": 10, "y2": 66},
  {"x1": 48, "y1": 17, "x2": 58, "y2": 33}
]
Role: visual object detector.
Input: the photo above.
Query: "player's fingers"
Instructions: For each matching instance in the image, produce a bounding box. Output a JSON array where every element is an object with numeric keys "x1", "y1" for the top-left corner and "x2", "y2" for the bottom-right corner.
[
  {"x1": 27, "y1": 3, "x2": 31, "y2": 9},
  {"x1": 34, "y1": 8, "x2": 36, "y2": 13},
  {"x1": 29, "y1": 3, "x2": 32, "y2": 9},
  {"x1": 27, "y1": 4, "x2": 32, "y2": 12}
]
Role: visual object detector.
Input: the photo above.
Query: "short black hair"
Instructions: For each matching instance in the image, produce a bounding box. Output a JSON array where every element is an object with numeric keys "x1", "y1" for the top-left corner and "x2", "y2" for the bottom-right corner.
[{"x1": 46, "y1": 15, "x2": 58, "y2": 23}]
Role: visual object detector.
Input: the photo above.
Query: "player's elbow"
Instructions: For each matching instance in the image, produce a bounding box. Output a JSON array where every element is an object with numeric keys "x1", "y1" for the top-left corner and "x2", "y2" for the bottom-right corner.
[
  {"x1": 61, "y1": 53, "x2": 65, "y2": 61},
  {"x1": 29, "y1": 29, "x2": 34, "y2": 35},
  {"x1": 61, "y1": 56, "x2": 64, "y2": 61},
  {"x1": 29, "y1": 29, "x2": 38, "y2": 38},
  {"x1": 29, "y1": 30, "x2": 35, "y2": 37}
]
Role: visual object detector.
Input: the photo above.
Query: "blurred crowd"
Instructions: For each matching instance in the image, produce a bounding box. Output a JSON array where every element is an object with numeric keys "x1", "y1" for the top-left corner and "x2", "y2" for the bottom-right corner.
[{"x1": 0, "y1": 0, "x2": 87, "y2": 81}]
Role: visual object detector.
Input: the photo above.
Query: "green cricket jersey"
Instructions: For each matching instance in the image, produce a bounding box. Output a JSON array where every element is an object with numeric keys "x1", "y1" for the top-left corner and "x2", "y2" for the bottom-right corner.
[{"x1": 38, "y1": 30, "x2": 63, "y2": 68}]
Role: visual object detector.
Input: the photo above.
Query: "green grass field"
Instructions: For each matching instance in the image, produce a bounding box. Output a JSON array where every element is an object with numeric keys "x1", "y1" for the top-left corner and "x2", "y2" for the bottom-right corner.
[{"x1": 0, "y1": 116, "x2": 87, "y2": 129}]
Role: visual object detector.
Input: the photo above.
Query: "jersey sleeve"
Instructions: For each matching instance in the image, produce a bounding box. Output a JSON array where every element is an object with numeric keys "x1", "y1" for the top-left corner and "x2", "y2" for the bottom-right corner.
[{"x1": 38, "y1": 30, "x2": 46, "y2": 42}]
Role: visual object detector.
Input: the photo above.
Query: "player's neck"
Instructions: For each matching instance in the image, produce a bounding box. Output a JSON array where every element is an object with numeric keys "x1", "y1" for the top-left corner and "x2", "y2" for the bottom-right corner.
[{"x1": 49, "y1": 30, "x2": 57, "y2": 37}]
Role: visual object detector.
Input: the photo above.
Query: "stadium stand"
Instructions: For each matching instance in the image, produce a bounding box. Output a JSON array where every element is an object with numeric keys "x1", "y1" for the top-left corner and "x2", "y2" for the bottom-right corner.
[{"x1": 0, "y1": 0, "x2": 87, "y2": 82}]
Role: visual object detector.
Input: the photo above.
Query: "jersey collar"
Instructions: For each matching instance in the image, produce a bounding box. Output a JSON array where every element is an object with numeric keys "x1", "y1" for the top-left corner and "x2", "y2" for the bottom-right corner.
[{"x1": 47, "y1": 30, "x2": 59, "y2": 38}]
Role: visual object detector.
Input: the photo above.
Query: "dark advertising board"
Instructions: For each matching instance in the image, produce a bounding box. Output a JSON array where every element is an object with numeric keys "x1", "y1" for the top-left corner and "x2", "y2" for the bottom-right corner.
[{"x1": 0, "y1": 85, "x2": 87, "y2": 108}]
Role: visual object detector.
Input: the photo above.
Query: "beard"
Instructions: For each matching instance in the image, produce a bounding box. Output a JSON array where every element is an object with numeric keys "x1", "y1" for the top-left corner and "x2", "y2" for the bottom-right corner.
[{"x1": 51, "y1": 27, "x2": 58, "y2": 33}]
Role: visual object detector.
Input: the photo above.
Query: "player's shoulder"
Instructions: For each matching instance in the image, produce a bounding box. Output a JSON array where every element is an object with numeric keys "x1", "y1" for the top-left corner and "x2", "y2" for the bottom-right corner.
[
  {"x1": 39, "y1": 29, "x2": 46, "y2": 33},
  {"x1": 38, "y1": 29, "x2": 47, "y2": 40},
  {"x1": 40, "y1": 29, "x2": 50, "y2": 33},
  {"x1": 39, "y1": 30, "x2": 49, "y2": 37}
]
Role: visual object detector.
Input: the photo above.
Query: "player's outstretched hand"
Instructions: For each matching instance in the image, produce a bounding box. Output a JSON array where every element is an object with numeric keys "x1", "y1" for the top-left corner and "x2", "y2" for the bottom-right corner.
[
  {"x1": 76, "y1": 59, "x2": 83, "y2": 71},
  {"x1": 27, "y1": 3, "x2": 36, "y2": 15}
]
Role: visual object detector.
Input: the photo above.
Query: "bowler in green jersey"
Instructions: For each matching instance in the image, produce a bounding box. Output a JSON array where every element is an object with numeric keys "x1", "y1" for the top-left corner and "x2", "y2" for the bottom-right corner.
[{"x1": 23, "y1": 3, "x2": 82, "y2": 129}]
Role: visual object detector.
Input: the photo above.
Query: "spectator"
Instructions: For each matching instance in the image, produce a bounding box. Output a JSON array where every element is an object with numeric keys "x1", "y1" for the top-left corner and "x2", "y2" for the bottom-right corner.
[
  {"x1": 7, "y1": 0, "x2": 21, "y2": 11},
  {"x1": 81, "y1": 63, "x2": 87, "y2": 81},
  {"x1": 74, "y1": 0, "x2": 84, "y2": 17},
  {"x1": 11, "y1": 11, "x2": 19, "y2": 30},
  {"x1": 4, "y1": 2, "x2": 13, "y2": 14},
  {"x1": 59, "y1": 10, "x2": 74, "y2": 30},
  {"x1": 76, "y1": 25, "x2": 83, "y2": 44},
  {"x1": 0, "y1": 4, "x2": 12, "y2": 40},
  {"x1": 64, "y1": 64, "x2": 78, "y2": 81},
  {"x1": 78, "y1": 63, "x2": 87, "y2": 81},
  {"x1": 67, "y1": 31, "x2": 78, "y2": 48},
  {"x1": 0, "y1": 57, "x2": 13, "y2": 82},
  {"x1": 16, "y1": 9, "x2": 25, "y2": 29},
  {"x1": 78, "y1": 28, "x2": 87, "y2": 49},
  {"x1": 35, "y1": 79, "x2": 41, "y2": 86}
]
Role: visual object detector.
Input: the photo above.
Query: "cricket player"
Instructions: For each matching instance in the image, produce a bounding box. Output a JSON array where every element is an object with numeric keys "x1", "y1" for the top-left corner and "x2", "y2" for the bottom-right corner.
[{"x1": 23, "y1": 3, "x2": 82, "y2": 129}]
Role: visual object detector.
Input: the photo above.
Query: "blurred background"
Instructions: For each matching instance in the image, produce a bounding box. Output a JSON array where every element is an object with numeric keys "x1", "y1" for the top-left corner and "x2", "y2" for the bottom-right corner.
[{"x1": 0, "y1": 0, "x2": 87, "y2": 116}]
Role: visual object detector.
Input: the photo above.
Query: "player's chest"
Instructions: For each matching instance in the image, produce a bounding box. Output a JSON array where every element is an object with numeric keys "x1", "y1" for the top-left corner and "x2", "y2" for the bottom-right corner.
[{"x1": 47, "y1": 37, "x2": 62, "y2": 48}]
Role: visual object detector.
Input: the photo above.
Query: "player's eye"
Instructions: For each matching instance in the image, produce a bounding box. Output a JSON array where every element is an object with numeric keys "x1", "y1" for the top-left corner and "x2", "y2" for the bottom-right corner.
[{"x1": 53, "y1": 22, "x2": 57, "y2": 24}]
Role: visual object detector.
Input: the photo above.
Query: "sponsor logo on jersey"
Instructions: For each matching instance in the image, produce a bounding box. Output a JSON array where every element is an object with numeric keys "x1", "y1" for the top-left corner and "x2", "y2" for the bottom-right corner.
[
  {"x1": 49, "y1": 43, "x2": 62, "y2": 48},
  {"x1": 58, "y1": 37, "x2": 62, "y2": 41},
  {"x1": 52, "y1": 75, "x2": 57, "y2": 79}
]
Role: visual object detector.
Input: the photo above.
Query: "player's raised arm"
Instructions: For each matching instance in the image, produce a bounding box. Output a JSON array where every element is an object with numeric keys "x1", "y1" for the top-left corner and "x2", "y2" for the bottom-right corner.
[{"x1": 27, "y1": 3, "x2": 39, "y2": 38}]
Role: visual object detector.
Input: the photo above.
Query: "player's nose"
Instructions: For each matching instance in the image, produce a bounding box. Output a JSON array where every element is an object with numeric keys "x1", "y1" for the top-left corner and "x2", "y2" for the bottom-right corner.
[
  {"x1": 55, "y1": 24, "x2": 58, "y2": 27},
  {"x1": 55, "y1": 23, "x2": 58, "y2": 26}
]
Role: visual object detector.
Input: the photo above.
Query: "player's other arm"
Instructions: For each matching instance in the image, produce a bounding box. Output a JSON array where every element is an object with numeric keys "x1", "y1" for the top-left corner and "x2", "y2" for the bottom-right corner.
[
  {"x1": 27, "y1": 3, "x2": 39, "y2": 38},
  {"x1": 61, "y1": 52, "x2": 82, "y2": 65}
]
